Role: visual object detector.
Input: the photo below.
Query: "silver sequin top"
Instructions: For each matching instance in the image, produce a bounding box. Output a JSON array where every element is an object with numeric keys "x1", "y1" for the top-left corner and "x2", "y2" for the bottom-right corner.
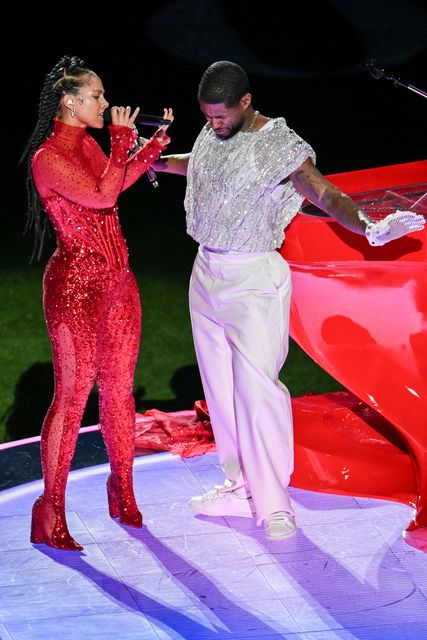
[{"x1": 185, "y1": 118, "x2": 316, "y2": 251}]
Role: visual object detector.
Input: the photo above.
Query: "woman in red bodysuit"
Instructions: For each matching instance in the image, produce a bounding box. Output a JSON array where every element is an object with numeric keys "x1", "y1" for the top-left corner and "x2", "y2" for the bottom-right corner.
[{"x1": 21, "y1": 55, "x2": 172, "y2": 550}]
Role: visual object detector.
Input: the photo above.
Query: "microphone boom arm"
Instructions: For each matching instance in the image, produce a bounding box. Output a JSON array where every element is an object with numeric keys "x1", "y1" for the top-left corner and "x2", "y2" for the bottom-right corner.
[
  {"x1": 391, "y1": 77, "x2": 427, "y2": 99},
  {"x1": 367, "y1": 60, "x2": 427, "y2": 100}
]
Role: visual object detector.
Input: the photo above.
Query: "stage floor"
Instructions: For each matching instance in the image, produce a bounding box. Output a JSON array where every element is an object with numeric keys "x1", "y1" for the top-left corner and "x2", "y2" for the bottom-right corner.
[{"x1": 1, "y1": 448, "x2": 427, "y2": 639}]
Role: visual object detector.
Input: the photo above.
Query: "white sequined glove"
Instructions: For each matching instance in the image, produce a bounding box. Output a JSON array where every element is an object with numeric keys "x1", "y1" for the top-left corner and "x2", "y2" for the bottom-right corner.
[{"x1": 365, "y1": 210, "x2": 425, "y2": 246}]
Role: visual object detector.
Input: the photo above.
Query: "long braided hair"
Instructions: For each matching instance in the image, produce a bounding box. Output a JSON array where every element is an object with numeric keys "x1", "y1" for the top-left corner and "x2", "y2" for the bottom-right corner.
[{"x1": 21, "y1": 55, "x2": 93, "y2": 261}]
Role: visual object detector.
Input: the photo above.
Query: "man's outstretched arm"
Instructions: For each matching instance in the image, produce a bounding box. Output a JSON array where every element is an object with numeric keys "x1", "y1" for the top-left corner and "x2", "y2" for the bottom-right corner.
[
  {"x1": 289, "y1": 158, "x2": 368, "y2": 234},
  {"x1": 289, "y1": 158, "x2": 425, "y2": 245},
  {"x1": 151, "y1": 153, "x2": 191, "y2": 176}
]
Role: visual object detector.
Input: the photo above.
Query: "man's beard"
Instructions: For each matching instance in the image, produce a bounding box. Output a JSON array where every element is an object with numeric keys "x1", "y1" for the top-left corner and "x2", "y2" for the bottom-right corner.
[{"x1": 214, "y1": 115, "x2": 245, "y2": 140}]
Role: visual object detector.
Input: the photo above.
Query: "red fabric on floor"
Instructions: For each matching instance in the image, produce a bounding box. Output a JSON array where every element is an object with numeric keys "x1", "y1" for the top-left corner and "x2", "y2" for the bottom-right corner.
[{"x1": 135, "y1": 400, "x2": 216, "y2": 458}]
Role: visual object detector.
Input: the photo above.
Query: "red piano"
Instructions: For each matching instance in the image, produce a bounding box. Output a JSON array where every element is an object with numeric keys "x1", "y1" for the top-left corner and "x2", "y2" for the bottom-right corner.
[{"x1": 281, "y1": 159, "x2": 427, "y2": 551}]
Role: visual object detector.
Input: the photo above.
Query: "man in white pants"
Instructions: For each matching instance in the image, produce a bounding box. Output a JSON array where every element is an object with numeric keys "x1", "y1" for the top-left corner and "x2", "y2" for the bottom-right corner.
[{"x1": 152, "y1": 61, "x2": 424, "y2": 540}]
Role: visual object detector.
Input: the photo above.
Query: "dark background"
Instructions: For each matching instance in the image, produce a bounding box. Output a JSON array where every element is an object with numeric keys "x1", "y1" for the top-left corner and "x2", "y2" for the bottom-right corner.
[
  {"x1": 4, "y1": 0, "x2": 426, "y2": 261},
  {"x1": 0, "y1": 1, "x2": 425, "y2": 442}
]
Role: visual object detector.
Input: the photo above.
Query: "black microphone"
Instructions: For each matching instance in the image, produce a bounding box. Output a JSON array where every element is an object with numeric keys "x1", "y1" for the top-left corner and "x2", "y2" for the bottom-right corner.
[
  {"x1": 366, "y1": 59, "x2": 385, "y2": 80},
  {"x1": 103, "y1": 109, "x2": 171, "y2": 127}
]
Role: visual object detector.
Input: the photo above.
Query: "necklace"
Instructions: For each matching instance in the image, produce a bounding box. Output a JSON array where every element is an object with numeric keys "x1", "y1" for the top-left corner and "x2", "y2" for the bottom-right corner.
[{"x1": 245, "y1": 110, "x2": 259, "y2": 132}]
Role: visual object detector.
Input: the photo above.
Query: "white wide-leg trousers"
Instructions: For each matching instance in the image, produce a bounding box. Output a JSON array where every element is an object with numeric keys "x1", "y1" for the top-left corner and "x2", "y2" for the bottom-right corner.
[{"x1": 189, "y1": 246, "x2": 294, "y2": 524}]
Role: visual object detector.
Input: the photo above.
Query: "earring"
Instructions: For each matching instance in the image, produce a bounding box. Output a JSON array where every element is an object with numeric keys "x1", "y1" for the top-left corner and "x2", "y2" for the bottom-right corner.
[{"x1": 70, "y1": 108, "x2": 76, "y2": 118}]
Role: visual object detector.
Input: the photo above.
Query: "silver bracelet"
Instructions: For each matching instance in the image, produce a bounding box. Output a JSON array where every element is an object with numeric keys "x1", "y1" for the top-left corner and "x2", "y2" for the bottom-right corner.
[{"x1": 357, "y1": 209, "x2": 373, "y2": 225}]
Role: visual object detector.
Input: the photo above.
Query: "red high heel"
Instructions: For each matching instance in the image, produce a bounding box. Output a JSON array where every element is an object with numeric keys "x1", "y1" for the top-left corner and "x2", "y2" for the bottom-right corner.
[
  {"x1": 30, "y1": 495, "x2": 84, "y2": 551},
  {"x1": 106, "y1": 474, "x2": 142, "y2": 528}
]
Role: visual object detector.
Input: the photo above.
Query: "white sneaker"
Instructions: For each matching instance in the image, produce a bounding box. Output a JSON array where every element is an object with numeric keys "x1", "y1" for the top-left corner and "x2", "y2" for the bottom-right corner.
[
  {"x1": 264, "y1": 511, "x2": 296, "y2": 541},
  {"x1": 188, "y1": 489, "x2": 254, "y2": 518}
]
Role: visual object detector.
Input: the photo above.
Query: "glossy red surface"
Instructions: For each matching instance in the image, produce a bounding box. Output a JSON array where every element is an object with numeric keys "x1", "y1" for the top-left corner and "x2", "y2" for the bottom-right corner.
[{"x1": 281, "y1": 160, "x2": 427, "y2": 551}]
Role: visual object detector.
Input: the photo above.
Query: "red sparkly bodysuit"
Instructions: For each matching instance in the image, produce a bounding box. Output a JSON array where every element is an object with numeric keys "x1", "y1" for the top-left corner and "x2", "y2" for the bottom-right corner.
[{"x1": 30, "y1": 119, "x2": 165, "y2": 549}]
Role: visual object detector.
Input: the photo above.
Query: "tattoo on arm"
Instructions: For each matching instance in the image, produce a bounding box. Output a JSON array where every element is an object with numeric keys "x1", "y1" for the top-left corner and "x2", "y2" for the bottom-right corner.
[{"x1": 290, "y1": 160, "x2": 368, "y2": 234}]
